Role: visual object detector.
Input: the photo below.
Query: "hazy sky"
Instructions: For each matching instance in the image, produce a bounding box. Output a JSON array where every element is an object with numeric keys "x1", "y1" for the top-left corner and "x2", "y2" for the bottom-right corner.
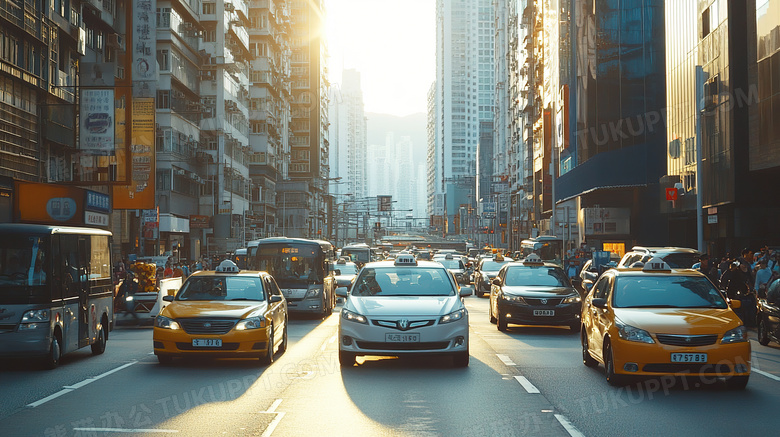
[{"x1": 325, "y1": 0, "x2": 435, "y2": 116}]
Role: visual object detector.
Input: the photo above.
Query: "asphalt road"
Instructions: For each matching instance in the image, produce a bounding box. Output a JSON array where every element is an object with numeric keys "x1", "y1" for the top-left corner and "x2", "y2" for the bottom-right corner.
[{"x1": 2, "y1": 297, "x2": 780, "y2": 436}]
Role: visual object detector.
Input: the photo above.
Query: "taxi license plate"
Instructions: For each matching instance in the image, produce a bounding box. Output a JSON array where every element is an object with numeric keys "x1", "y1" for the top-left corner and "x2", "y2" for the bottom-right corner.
[
  {"x1": 385, "y1": 333, "x2": 420, "y2": 342},
  {"x1": 533, "y1": 310, "x2": 555, "y2": 316},
  {"x1": 671, "y1": 353, "x2": 707, "y2": 363},
  {"x1": 192, "y1": 339, "x2": 222, "y2": 347}
]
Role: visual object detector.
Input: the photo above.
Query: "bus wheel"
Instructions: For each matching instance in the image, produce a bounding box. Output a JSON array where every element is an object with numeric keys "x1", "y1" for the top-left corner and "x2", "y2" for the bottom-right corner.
[
  {"x1": 91, "y1": 321, "x2": 107, "y2": 355},
  {"x1": 43, "y1": 334, "x2": 62, "y2": 370}
]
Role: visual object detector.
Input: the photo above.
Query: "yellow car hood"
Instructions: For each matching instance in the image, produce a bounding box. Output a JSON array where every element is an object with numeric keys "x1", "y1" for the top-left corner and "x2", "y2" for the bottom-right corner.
[
  {"x1": 163, "y1": 301, "x2": 268, "y2": 319},
  {"x1": 614, "y1": 308, "x2": 742, "y2": 334}
]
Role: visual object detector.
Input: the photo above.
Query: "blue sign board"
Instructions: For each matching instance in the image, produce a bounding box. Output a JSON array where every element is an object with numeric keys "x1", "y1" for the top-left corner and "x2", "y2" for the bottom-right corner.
[{"x1": 85, "y1": 190, "x2": 111, "y2": 213}]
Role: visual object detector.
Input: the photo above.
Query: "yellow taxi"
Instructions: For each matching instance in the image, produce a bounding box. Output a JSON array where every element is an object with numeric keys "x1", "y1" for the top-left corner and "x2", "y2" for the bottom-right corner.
[
  {"x1": 581, "y1": 257, "x2": 750, "y2": 388},
  {"x1": 153, "y1": 260, "x2": 287, "y2": 365}
]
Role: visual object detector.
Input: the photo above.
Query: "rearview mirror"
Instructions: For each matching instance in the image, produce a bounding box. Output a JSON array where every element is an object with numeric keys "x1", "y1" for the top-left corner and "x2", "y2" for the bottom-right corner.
[
  {"x1": 492, "y1": 278, "x2": 502, "y2": 286},
  {"x1": 336, "y1": 288, "x2": 348, "y2": 298},
  {"x1": 729, "y1": 299, "x2": 742, "y2": 309},
  {"x1": 270, "y1": 295, "x2": 283, "y2": 303},
  {"x1": 582, "y1": 279, "x2": 594, "y2": 292},
  {"x1": 459, "y1": 286, "x2": 473, "y2": 297},
  {"x1": 336, "y1": 278, "x2": 352, "y2": 288},
  {"x1": 163, "y1": 295, "x2": 174, "y2": 302}
]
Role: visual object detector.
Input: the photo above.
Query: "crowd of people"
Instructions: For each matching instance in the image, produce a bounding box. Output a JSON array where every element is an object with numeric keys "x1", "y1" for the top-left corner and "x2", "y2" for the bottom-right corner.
[{"x1": 697, "y1": 246, "x2": 779, "y2": 327}]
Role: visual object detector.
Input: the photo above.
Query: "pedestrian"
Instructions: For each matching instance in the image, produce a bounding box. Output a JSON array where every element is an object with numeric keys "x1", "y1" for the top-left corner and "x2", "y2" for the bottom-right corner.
[
  {"x1": 566, "y1": 260, "x2": 578, "y2": 281},
  {"x1": 114, "y1": 258, "x2": 126, "y2": 285},
  {"x1": 718, "y1": 252, "x2": 733, "y2": 278},
  {"x1": 720, "y1": 259, "x2": 755, "y2": 326},
  {"x1": 698, "y1": 254, "x2": 720, "y2": 287},
  {"x1": 755, "y1": 259, "x2": 772, "y2": 298},
  {"x1": 164, "y1": 262, "x2": 173, "y2": 278}
]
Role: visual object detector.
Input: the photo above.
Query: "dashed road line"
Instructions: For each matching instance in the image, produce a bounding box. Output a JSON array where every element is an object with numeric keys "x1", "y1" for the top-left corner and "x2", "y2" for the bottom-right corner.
[
  {"x1": 265, "y1": 399, "x2": 283, "y2": 413},
  {"x1": 73, "y1": 428, "x2": 178, "y2": 434},
  {"x1": 496, "y1": 354, "x2": 516, "y2": 366},
  {"x1": 753, "y1": 369, "x2": 780, "y2": 382},
  {"x1": 28, "y1": 361, "x2": 138, "y2": 408},
  {"x1": 513, "y1": 376, "x2": 540, "y2": 393},
  {"x1": 554, "y1": 414, "x2": 585, "y2": 437},
  {"x1": 261, "y1": 413, "x2": 286, "y2": 437}
]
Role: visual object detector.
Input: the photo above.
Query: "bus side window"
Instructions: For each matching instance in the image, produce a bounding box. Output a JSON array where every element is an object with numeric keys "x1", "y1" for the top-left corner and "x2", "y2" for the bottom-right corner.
[
  {"x1": 60, "y1": 235, "x2": 80, "y2": 299},
  {"x1": 52, "y1": 236, "x2": 62, "y2": 300}
]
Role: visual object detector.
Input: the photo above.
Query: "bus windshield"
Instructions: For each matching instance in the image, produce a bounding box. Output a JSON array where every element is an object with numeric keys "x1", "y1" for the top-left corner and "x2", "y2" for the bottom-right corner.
[
  {"x1": 521, "y1": 239, "x2": 563, "y2": 265},
  {"x1": 255, "y1": 243, "x2": 324, "y2": 288},
  {"x1": 0, "y1": 234, "x2": 49, "y2": 304},
  {"x1": 342, "y1": 246, "x2": 371, "y2": 264}
]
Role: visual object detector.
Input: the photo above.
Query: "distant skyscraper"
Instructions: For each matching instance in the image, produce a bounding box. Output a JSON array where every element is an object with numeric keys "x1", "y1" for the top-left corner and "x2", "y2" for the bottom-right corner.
[
  {"x1": 329, "y1": 69, "x2": 367, "y2": 200},
  {"x1": 433, "y1": 0, "x2": 495, "y2": 235}
]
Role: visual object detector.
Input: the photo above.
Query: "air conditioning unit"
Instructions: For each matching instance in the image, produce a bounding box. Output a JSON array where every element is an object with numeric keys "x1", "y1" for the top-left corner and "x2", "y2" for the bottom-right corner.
[
  {"x1": 224, "y1": 2, "x2": 235, "y2": 12},
  {"x1": 107, "y1": 33, "x2": 125, "y2": 51}
]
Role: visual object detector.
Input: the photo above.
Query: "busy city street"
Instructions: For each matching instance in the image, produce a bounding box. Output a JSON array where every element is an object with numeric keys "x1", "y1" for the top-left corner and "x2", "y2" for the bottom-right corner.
[{"x1": 3, "y1": 296, "x2": 780, "y2": 437}]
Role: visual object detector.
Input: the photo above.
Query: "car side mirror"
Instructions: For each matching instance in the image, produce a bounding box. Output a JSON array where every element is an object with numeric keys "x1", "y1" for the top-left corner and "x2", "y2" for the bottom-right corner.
[
  {"x1": 270, "y1": 295, "x2": 283, "y2": 303},
  {"x1": 592, "y1": 298, "x2": 607, "y2": 309},
  {"x1": 334, "y1": 269, "x2": 341, "y2": 276},
  {"x1": 582, "y1": 279, "x2": 594, "y2": 292},
  {"x1": 336, "y1": 288, "x2": 348, "y2": 298},
  {"x1": 729, "y1": 299, "x2": 742, "y2": 309},
  {"x1": 163, "y1": 295, "x2": 174, "y2": 302},
  {"x1": 492, "y1": 278, "x2": 502, "y2": 286},
  {"x1": 459, "y1": 286, "x2": 473, "y2": 297},
  {"x1": 336, "y1": 278, "x2": 352, "y2": 288}
]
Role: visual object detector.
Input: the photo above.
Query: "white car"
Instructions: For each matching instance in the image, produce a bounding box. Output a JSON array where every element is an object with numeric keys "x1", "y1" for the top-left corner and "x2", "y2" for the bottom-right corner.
[{"x1": 337, "y1": 255, "x2": 472, "y2": 367}]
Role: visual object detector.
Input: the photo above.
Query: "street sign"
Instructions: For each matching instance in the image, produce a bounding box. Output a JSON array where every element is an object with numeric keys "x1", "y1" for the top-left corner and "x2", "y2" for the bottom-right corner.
[
  {"x1": 665, "y1": 188, "x2": 678, "y2": 201},
  {"x1": 708, "y1": 215, "x2": 718, "y2": 224}
]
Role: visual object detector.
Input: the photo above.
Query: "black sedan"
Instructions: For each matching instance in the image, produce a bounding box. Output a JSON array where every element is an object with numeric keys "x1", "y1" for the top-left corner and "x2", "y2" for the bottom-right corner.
[
  {"x1": 757, "y1": 277, "x2": 780, "y2": 346},
  {"x1": 473, "y1": 256, "x2": 514, "y2": 297},
  {"x1": 488, "y1": 258, "x2": 582, "y2": 332}
]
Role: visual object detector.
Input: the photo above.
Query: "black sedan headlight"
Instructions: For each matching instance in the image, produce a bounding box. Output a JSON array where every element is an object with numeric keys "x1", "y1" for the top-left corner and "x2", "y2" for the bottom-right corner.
[{"x1": 500, "y1": 294, "x2": 528, "y2": 305}]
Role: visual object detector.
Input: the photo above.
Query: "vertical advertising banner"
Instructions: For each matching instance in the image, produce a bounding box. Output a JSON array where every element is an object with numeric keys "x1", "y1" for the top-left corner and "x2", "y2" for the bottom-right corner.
[
  {"x1": 132, "y1": 0, "x2": 157, "y2": 98},
  {"x1": 79, "y1": 89, "x2": 115, "y2": 155},
  {"x1": 112, "y1": 98, "x2": 156, "y2": 209},
  {"x1": 378, "y1": 195, "x2": 392, "y2": 212}
]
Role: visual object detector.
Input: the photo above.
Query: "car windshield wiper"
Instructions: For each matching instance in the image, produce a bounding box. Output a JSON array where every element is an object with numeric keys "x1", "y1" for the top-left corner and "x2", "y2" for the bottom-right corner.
[
  {"x1": 620, "y1": 304, "x2": 679, "y2": 308},
  {"x1": 230, "y1": 298, "x2": 260, "y2": 301}
]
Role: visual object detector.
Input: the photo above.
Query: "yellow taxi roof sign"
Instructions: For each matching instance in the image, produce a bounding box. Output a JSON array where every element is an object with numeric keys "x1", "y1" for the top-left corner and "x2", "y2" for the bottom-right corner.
[
  {"x1": 523, "y1": 253, "x2": 544, "y2": 265},
  {"x1": 642, "y1": 257, "x2": 672, "y2": 272}
]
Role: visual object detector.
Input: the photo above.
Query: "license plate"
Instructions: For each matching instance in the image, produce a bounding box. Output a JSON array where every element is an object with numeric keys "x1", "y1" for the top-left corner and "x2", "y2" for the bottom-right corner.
[
  {"x1": 671, "y1": 353, "x2": 707, "y2": 363},
  {"x1": 385, "y1": 333, "x2": 420, "y2": 342},
  {"x1": 192, "y1": 339, "x2": 222, "y2": 347},
  {"x1": 533, "y1": 310, "x2": 555, "y2": 316}
]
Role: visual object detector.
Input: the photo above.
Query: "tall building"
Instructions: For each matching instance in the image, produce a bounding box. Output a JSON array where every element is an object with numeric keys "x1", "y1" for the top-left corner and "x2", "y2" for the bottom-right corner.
[
  {"x1": 197, "y1": 0, "x2": 253, "y2": 254},
  {"x1": 664, "y1": 0, "x2": 779, "y2": 254},
  {"x1": 557, "y1": 0, "x2": 667, "y2": 255},
  {"x1": 433, "y1": 0, "x2": 495, "y2": 236},
  {"x1": 247, "y1": 0, "x2": 293, "y2": 241},
  {"x1": 329, "y1": 69, "x2": 367, "y2": 200},
  {"x1": 284, "y1": 0, "x2": 329, "y2": 238}
]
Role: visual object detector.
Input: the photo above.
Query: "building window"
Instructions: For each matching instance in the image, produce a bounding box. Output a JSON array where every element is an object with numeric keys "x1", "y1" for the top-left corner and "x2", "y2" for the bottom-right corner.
[
  {"x1": 156, "y1": 49, "x2": 169, "y2": 71},
  {"x1": 203, "y1": 30, "x2": 216, "y2": 42},
  {"x1": 202, "y1": 2, "x2": 215, "y2": 15},
  {"x1": 157, "y1": 90, "x2": 170, "y2": 109}
]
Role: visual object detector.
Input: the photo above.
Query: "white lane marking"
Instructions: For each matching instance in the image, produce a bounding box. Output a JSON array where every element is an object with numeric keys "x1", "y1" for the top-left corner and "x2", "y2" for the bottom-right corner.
[
  {"x1": 265, "y1": 399, "x2": 283, "y2": 413},
  {"x1": 329, "y1": 334, "x2": 337, "y2": 344},
  {"x1": 496, "y1": 354, "x2": 516, "y2": 366},
  {"x1": 260, "y1": 412, "x2": 286, "y2": 437},
  {"x1": 28, "y1": 361, "x2": 138, "y2": 408},
  {"x1": 27, "y1": 389, "x2": 73, "y2": 408},
  {"x1": 513, "y1": 376, "x2": 540, "y2": 394},
  {"x1": 554, "y1": 414, "x2": 585, "y2": 437},
  {"x1": 753, "y1": 369, "x2": 780, "y2": 382},
  {"x1": 73, "y1": 428, "x2": 178, "y2": 434}
]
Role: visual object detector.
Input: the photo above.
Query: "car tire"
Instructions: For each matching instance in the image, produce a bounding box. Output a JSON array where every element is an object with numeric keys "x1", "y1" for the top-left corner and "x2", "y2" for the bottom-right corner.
[
  {"x1": 758, "y1": 316, "x2": 770, "y2": 346},
  {"x1": 261, "y1": 326, "x2": 274, "y2": 365},
  {"x1": 489, "y1": 304, "x2": 497, "y2": 324},
  {"x1": 91, "y1": 321, "x2": 107, "y2": 355},
  {"x1": 279, "y1": 319, "x2": 288, "y2": 353},
  {"x1": 497, "y1": 311, "x2": 508, "y2": 332},
  {"x1": 453, "y1": 351, "x2": 469, "y2": 368},
  {"x1": 42, "y1": 334, "x2": 62, "y2": 370},
  {"x1": 725, "y1": 375, "x2": 749, "y2": 390},
  {"x1": 604, "y1": 340, "x2": 627, "y2": 386},
  {"x1": 581, "y1": 331, "x2": 598, "y2": 368},
  {"x1": 339, "y1": 350, "x2": 356, "y2": 367},
  {"x1": 157, "y1": 354, "x2": 173, "y2": 365}
]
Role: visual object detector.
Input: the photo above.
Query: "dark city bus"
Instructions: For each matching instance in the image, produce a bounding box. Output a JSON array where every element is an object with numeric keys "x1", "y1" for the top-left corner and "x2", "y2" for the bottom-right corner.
[
  {"x1": 251, "y1": 237, "x2": 337, "y2": 317},
  {"x1": 0, "y1": 224, "x2": 114, "y2": 368}
]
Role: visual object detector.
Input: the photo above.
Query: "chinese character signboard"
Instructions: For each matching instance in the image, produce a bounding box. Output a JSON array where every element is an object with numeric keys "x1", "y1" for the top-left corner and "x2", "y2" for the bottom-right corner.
[
  {"x1": 79, "y1": 89, "x2": 115, "y2": 155},
  {"x1": 189, "y1": 215, "x2": 210, "y2": 229},
  {"x1": 132, "y1": 0, "x2": 157, "y2": 98},
  {"x1": 112, "y1": 98, "x2": 156, "y2": 209}
]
